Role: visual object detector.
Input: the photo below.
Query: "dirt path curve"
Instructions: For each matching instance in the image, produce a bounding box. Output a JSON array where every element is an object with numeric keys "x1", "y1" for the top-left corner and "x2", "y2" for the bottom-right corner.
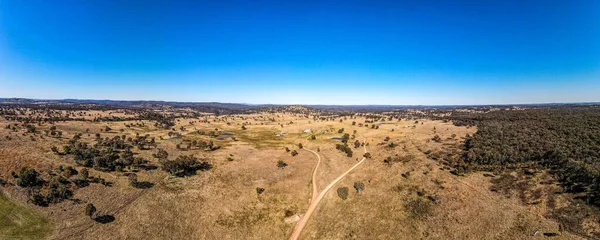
[
  {"x1": 303, "y1": 148, "x2": 321, "y2": 204},
  {"x1": 289, "y1": 137, "x2": 368, "y2": 240}
]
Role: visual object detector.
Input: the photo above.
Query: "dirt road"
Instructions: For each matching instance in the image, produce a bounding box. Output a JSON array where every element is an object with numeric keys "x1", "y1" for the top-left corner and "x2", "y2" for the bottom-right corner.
[
  {"x1": 303, "y1": 148, "x2": 321, "y2": 204},
  {"x1": 289, "y1": 137, "x2": 368, "y2": 240}
]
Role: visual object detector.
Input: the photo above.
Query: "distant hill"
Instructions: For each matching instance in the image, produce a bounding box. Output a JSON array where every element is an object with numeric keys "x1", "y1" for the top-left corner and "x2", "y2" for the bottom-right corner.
[{"x1": 0, "y1": 97, "x2": 597, "y2": 113}]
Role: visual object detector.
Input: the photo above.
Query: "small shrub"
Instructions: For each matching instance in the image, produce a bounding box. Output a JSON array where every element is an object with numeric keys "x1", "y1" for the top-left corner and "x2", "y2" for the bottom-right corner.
[
  {"x1": 337, "y1": 187, "x2": 349, "y2": 200},
  {"x1": 353, "y1": 181, "x2": 365, "y2": 194},
  {"x1": 277, "y1": 160, "x2": 288, "y2": 169}
]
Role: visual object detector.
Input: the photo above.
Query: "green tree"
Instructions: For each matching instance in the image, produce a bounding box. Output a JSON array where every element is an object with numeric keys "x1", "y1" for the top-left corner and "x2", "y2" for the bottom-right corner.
[{"x1": 15, "y1": 167, "x2": 43, "y2": 188}]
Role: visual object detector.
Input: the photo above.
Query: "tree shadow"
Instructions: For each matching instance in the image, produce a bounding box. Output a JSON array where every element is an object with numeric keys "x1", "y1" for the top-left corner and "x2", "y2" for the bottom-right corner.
[
  {"x1": 132, "y1": 181, "x2": 154, "y2": 189},
  {"x1": 138, "y1": 164, "x2": 158, "y2": 171},
  {"x1": 94, "y1": 214, "x2": 115, "y2": 224}
]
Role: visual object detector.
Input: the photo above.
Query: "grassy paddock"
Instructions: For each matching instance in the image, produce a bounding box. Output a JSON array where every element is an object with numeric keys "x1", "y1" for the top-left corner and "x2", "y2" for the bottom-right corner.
[{"x1": 0, "y1": 192, "x2": 52, "y2": 240}]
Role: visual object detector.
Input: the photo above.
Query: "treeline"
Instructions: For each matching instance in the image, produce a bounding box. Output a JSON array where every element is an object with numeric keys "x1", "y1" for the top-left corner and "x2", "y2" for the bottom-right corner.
[{"x1": 0, "y1": 106, "x2": 190, "y2": 128}]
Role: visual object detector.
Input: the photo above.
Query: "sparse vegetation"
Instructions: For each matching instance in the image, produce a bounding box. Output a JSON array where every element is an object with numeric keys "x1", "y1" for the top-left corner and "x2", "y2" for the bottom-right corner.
[{"x1": 404, "y1": 198, "x2": 433, "y2": 220}]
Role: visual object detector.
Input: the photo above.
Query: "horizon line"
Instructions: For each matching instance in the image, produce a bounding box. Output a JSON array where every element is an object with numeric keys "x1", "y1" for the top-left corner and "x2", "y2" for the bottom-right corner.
[{"x1": 1, "y1": 96, "x2": 599, "y2": 107}]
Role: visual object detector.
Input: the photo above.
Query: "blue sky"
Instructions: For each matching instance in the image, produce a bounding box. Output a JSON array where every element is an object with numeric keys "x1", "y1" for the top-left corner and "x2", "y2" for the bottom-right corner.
[{"x1": 0, "y1": 0, "x2": 598, "y2": 105}]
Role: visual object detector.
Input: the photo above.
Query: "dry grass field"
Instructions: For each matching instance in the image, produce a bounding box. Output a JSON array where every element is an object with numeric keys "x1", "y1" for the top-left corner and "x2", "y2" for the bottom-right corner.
[{"x1": 0, "y1": 108, "x2": 584, "y2": 239}]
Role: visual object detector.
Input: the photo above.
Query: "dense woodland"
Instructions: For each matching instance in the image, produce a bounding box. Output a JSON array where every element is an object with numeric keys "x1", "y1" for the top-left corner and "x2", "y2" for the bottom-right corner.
[{"x1": 446, "y1": 106, "x2": 600, "y2": 207}]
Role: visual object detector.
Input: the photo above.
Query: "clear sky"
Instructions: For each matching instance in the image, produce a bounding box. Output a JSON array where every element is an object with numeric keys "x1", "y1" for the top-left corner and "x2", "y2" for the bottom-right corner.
[{"x1": 0, "y1": 0, "x2": 598, "y2": 105}]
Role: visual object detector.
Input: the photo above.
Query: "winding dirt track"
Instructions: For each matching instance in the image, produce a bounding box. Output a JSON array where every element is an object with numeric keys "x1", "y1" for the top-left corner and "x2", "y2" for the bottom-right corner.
[
  {"x1": 304, "y1": 148, "x2": 321, "y2": 204},
  {"x1": 289, "y1": 137, "x2": 368, "y2": 240}
]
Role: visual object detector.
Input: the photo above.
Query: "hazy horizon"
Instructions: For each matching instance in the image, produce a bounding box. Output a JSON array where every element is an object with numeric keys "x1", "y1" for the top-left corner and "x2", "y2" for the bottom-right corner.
[
  {"x1": 1, "y1": 1, "x2": 599, "y2": 105},
  {"x1": 2, "y1": 96, "x2": 600, "y2": 107}
]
